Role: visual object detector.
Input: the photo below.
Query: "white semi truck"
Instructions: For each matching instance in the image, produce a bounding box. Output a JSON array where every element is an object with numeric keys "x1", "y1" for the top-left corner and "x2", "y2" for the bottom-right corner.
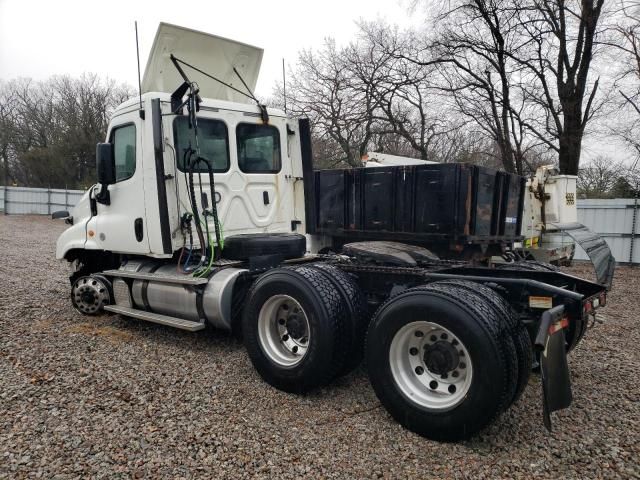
[{"x1": 53, "y1": 23, "x2": 613, "y2": 441}]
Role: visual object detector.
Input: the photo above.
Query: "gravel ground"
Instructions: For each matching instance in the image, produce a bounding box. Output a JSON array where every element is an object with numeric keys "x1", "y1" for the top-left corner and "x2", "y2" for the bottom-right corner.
[{"x1": 1, "y1": 214, "x2": 639, "y2": 479}]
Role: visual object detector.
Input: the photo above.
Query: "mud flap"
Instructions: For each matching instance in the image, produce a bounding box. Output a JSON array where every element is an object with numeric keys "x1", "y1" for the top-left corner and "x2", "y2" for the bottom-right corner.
[
  {"x1": 535, "y1": 305, "x2": 573, "y2": 431},
  {"x1": 548, "y1": 222, "x2": 616, "y2": 290}
]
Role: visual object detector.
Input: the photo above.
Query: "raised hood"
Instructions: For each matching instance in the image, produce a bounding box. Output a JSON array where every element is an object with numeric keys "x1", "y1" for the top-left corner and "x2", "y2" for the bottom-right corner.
[{"x1": 142, "y1": 22, "x2": 263, "y2": 104}]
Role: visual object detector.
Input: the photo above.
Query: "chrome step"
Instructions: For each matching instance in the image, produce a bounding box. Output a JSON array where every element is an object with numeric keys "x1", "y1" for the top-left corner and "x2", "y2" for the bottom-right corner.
[
  {"x1": 102, "y1": 269, "x2": 209, "y2": 285},
  {"x1": 104, "y1": 305, "x2": 206, "y2": 331}
]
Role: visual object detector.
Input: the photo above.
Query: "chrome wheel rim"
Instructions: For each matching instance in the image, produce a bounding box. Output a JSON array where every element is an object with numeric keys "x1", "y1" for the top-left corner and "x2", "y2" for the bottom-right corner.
[
  {"x1": 258, "y1": 295, "x2": 310, "y2": 367},
  {"x1": 72, "y1": 276, "x2": 110, "y2": 314},
  {"x1": 389, "y1": 321, "x2": 473, "y2": 411}
]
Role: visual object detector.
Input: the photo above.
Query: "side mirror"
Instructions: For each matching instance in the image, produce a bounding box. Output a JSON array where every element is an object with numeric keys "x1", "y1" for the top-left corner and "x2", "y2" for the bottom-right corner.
[
  {"x1": 96, "y1": 143, "x2": 116, "y2": 185},
  {"x1": 51, "y1": 210, "x2": 70, "y2": 219}
]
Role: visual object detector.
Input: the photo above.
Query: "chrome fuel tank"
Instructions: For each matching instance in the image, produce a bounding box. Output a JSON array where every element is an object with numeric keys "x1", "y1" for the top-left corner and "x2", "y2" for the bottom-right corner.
[{"x1": 131, "y1": 264, "x2": 200, "y2": 322}]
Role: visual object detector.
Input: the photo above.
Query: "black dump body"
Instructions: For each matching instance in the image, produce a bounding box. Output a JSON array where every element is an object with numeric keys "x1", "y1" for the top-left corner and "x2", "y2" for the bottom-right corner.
[{"x1": 306, "y1": 162, "x2": 525, "y2": 254}]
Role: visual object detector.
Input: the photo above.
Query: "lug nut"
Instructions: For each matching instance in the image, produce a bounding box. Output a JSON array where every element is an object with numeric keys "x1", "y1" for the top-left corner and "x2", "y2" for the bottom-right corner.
[
  {"x1": 415, "y1": 366, "x2": 424, "y2": 375},
  {"x1": 278, "y1": 318, "x2": 285, "y2": 325},
  {"x1": 292, "y1": 346, "x2": 298, "y2": 353},
  {"x1": 441, "y1": 333, "x2": 448, "y2": 340},
  {"x1": 441, "y1": 373, "x2": 448, "y2": 380},
  {"x1": 429, "y1": 381, "x2": 438, "y2": 390},
  {"x1": 459, "y1": 362, "x2": 466, "y2": 369},
  {"x1": 282, "y1": 334, "x2": 289, "y2": 341},
  {"x1": 448, "y1": 385, "x2": 457, "y2": 394},
  {"x1": 430, "y1": 335, "x2": 437, "y2": 342},
  {"x1": 452, "y1": 339, "x2": 459, "y2": 346},
  {"x1": 409, "y1": 347, "x2": 418, "y2": 356},
  {"x1": 452, "y1": 371, "x2": 459, "y2": 378},
  {"x1": 415, "y1": 331, "x2": 424, "y2": 338}
]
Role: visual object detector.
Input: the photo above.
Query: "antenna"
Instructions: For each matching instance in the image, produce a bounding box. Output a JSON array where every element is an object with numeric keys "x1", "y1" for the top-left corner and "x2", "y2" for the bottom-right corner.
[
  {"x1": 282, "y1": 58, "x2": 287, "y2": 114},
  {"x1": 135, "y1": 21, "x2": 144, "y2": 118}
]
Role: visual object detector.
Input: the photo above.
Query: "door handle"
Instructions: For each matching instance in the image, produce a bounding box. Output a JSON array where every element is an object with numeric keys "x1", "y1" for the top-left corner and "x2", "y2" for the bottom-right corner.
[
  {"x1": 263, "y1": 191, "x2": 270, "y2": 205},
  {"x1": 134, "y1": 218, "x2": 144, "y2": 242}
]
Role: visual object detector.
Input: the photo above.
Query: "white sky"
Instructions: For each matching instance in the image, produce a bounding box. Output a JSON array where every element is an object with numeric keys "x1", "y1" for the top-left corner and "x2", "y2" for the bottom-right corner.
[
  {"x1": 0, "y1": 0, "x2": 632, "y2": 163},
  {"x1": 0, "y1": 0, "x2": 418, "y2": 98}
]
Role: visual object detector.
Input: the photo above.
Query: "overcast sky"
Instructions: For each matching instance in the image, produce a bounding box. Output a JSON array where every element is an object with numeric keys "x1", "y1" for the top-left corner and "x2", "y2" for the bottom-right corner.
[
  {"x1": 0, "y1": 0, "x2": 419, "y2": 98},
  {"x1": 0, "y1": 0, "x2": 632, "y2": 163}
]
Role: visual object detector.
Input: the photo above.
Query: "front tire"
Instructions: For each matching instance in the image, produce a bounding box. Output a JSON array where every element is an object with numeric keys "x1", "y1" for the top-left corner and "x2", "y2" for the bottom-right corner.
[{"x1": 366, "y1": 283, "x2": 517, "y2": 441}]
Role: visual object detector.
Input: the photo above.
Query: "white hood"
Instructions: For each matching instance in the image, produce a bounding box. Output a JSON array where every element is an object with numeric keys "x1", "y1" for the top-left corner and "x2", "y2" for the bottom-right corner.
[{"x1": 142, "y1": 22, "x2": 263, "y2": 104}]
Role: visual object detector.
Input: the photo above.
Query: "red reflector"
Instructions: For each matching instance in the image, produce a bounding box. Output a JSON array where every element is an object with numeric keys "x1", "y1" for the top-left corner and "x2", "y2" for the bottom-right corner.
[
  {"x1": 549, "y1": 317, "x2": 569, "y2": 334},
  {"x1": 584, "y1": 301, "x2": 593, "y2": 313}
]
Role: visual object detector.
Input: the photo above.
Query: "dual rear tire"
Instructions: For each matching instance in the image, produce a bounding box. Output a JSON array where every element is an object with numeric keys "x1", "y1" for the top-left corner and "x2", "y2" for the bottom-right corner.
[
  {"x1": 366, "y1": 281, "x2": 531, "y2": 441},
  {"x1": 241, "y1": 264, "x2": 366, "y2": 393},
  {"x1": 242, "y1": 268, "x2": 531, "y2": 442}
]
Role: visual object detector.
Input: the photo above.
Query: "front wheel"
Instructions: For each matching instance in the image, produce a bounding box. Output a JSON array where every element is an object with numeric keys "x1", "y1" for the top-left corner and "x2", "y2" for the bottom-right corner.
[{"x1": 366, "y1": 283, "x2": 518, "y2": 441}]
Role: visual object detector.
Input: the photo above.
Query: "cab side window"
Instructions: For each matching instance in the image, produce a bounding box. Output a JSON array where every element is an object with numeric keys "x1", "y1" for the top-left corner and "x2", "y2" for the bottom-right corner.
[
  {"x1": 236, "y1": 123, "x2": 281, "y2": 173},
  {"x1": 173, "y1": 117, "x2": 230, "y2": 172},
  {"x1": 111, "y1": 124, "x2": 136, "y2": 182}
]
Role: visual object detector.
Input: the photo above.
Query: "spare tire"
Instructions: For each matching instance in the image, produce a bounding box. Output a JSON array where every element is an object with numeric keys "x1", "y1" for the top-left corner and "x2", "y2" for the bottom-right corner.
[{"x1": 222, "y1": 233, "x2": 306, "y2": 261}]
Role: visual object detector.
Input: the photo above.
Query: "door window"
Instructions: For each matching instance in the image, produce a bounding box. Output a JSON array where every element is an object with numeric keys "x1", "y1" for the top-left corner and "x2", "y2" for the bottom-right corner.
[
  {"x1": 173, "y1": 117, "x2": 230, "y2": 172},
  {"x1": 111, "y1": 124, "x2": 137, "y2": 182},
  {"x1": 236, "y1": 123, "x2": 281, "y2": 173}
]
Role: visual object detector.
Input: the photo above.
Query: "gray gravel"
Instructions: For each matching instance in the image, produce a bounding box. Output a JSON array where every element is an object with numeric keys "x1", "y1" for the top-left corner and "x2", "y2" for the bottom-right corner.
[{"x1": 1, "y1": 214, "x2": 639, "y2": 479}]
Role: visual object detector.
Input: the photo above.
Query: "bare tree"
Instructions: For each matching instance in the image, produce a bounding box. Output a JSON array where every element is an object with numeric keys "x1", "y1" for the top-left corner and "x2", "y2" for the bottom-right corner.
[
  {"x1": 610, "y1": 0, "x2": 640, "y2": 159},
  {"x1": 577, "y1": 155, "x2": 624, "y2": 197},
  {"x1": 1, "y1": 75, "x2": 133, "y2": 188},
  {"x1": 0, "y1": 81, "x2": 17, "y2": 186},
  {"x1": 284, "y1": 40, "x2": 379, "y2": 167},
  {"x1": 514, "y1": 0, "x2": 606, "y2": 174},
  {"x1": 430, "y1": 0, "x2": 531, "y2": 174}
]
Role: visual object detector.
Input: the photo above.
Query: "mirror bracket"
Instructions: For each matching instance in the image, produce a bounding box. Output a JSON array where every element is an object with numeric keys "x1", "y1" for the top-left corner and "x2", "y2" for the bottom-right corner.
[{"x1": 95, "y1": 184, "x2": 111, "y2": 205}]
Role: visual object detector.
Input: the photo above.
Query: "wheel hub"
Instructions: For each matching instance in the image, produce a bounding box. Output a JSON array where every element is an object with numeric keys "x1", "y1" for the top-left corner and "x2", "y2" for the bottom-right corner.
[
  {"x1": 286, "y1": 313, "x2": 306, "y2": 339},
  {"x1": 72, "y1": 276, "x2": 110, "y2": 315},
  {"x1": 389, "y1": 321, "x2": 473, "y2": 411},
  {"x1": 258, "y1": 295, "x2": 310, "y2": 367},
  {"x1": 424, "y1": 340, "x2": 460, "y2": 375}
]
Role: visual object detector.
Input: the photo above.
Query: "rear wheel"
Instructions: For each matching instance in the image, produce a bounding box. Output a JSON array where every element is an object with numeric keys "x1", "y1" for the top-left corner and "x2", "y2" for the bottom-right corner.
[
  {"x1": 366, "y1": 283, "x2": 517, "y2": 441},
  {"x1": 307, "y1": 263, "x2": 368, "y2": 375},
  {"x1": 433, "y1": 280, "x2": 532, "y2": 406},
  {"x1": 242, "y1": 266, "x2": 348, "y2": 393}
]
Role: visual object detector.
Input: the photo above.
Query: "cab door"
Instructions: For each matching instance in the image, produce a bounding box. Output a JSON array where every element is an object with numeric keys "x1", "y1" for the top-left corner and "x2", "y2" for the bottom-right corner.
[
  {"x1": 223, "y1": 117, "x2": 294, "y2": 234},
  {"x1": 93, "y1": 114, "x2": 150, "y2": 254}
]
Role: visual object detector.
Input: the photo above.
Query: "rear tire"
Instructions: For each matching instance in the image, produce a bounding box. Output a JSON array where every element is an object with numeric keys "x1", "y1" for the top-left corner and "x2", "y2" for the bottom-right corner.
[
  {"x1": 365, "y1": 283, "x2": 517, "y2": 441},
  {"x1": 433, "y1": 280, "x2": 531, "y2": 406},
  {"x1": 307, "y1": 263, "x2": 368, "y2": 375},
  {"x1": 242, "y1": 266, "x2": 348, "y2": 393}
]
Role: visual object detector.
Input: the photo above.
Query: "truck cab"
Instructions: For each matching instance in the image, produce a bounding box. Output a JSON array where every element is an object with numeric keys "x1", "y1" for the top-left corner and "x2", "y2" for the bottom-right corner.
[
  {"x1": 56, "y1": 93, "x2": 305, "y2": 261},
  {"x1": 57, "y1": 23, "x2": 309, "y2": 267}
]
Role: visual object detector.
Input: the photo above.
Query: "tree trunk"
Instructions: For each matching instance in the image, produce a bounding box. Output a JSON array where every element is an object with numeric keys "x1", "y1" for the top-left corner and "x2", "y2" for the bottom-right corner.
[{"x1": 558, "y1": 106, "x2": 583, "y2": 175}]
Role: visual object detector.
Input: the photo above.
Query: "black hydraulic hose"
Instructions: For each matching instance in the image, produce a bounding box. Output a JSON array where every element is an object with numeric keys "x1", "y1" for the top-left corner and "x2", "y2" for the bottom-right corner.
[
  {"x1": 187, "y1": 152, "x2": 206, "y2": 262},
  {"x1": 190, "y1": 155, "x2": 222, "y2": 259}
]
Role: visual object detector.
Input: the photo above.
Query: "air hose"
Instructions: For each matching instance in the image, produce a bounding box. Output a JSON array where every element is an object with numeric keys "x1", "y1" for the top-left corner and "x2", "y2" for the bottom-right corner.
[{"x1": 187, "y1": 154, "x2": 223, "y2": 271}]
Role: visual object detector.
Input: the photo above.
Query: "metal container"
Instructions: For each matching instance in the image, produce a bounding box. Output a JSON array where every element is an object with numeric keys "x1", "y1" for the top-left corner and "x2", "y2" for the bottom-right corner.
[{"x1": 311, "y1": 163, "x2": 525, "y2": 252}]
